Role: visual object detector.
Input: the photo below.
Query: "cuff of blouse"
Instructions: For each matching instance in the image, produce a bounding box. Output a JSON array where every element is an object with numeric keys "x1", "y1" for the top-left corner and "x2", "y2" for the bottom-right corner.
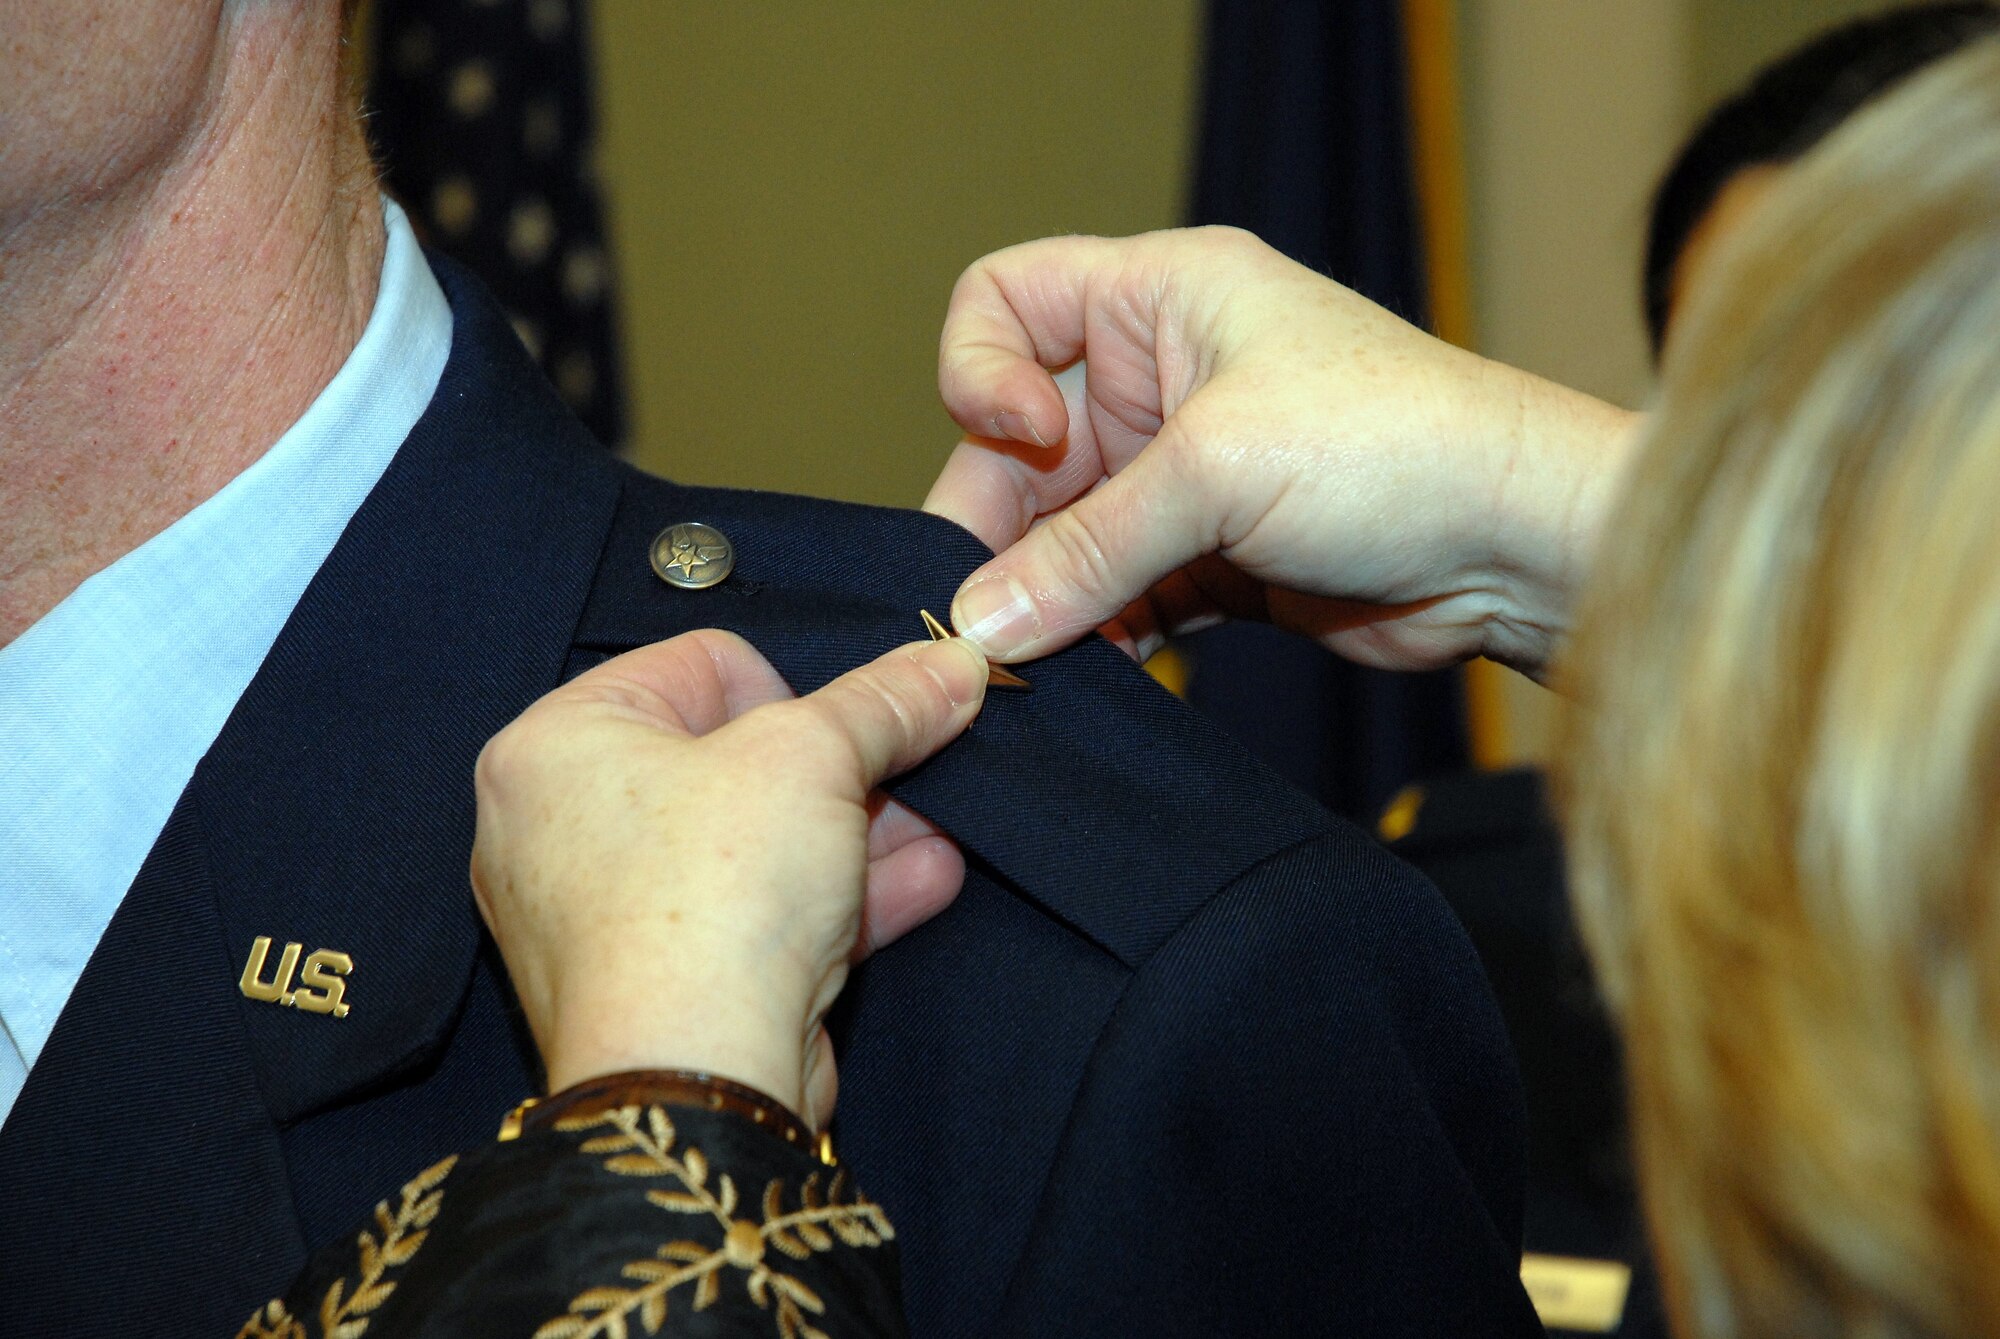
[{"x1": 498, "y1": 1069, "x2": 838, "y2": 1167}]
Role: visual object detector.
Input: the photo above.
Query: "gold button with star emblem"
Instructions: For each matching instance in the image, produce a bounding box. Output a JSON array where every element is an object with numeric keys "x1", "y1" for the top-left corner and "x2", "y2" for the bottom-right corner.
[{"x1": 650, "y1": 522, "x2": 735, "y2": 589}]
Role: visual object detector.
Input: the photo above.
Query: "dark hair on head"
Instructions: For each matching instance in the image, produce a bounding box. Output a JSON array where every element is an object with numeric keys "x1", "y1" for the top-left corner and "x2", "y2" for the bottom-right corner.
[{"x1": 1644, "y1": 2, "x2": 2000, "y2": 353}]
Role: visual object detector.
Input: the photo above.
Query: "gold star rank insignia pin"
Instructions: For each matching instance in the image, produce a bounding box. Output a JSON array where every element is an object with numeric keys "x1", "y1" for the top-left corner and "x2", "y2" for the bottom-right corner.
[{"x1": 921, "y1": 609, "x2": 1031, "y2": 691}]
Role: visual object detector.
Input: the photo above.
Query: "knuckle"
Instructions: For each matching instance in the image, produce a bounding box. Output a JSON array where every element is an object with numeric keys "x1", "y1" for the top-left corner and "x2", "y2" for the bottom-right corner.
[
  {"x1": 1155, "y1": 418, "x2": 1219, "y2": 494},
  {"x1": 738, "y1": 695, "x2": 824, "y2": 751},
  {"x1": 1148, "y1": 416, "x2": 1235, "y2": 538},
  {"x1": 887, "y1": 646, "x2": 960, "y2": 724},
  {"x1": 1189, "y1": 224, "x2": 1264, "y2": 265},
  {"x1": 1040, "y1": 504, "x2": 1126, "y2": 607},
  {"x1": 947, "y1": 250, "x2": 1020, "y2": 328},
  {"x1": 946, "y1": 256, "x2": 993, "y2": 311},
  {"x1": 472, "y1": 719, "x2": 538, "y2": 799},
  {"x1": 1189, "y1": 223, "x2": 1249, "y2": 248},
  {"x1": 856, "y1": 664, "x2": 927, "y2": 745}
]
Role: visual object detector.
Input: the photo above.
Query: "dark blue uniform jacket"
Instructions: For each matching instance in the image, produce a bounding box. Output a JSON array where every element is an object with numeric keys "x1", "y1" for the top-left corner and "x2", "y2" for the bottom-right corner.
[{"x1": 0, "y1": 258, "x2": 1542, "y2": 1338}]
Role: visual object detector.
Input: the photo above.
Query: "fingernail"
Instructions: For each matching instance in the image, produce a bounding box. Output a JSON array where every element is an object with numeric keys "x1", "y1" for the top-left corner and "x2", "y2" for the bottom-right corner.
[
  {"x1": 917, "y1": 635, "x2": 989, "y2": 707},
  {"x1": 992, "y1": 410, "x2": 1051, "y2": 448},
  {"x1": 952, "y1": 575, "x2": 1040, "y2": 659}
]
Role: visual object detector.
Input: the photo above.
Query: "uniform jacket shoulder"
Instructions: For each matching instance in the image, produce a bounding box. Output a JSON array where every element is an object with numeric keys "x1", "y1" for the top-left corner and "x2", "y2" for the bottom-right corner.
[
  {"x1": 991, "y1": 828, "x2": 1542, "y2": 1336},
  {"x1": 571, "y1": 464, "x2": 1342, "y2": 969}
]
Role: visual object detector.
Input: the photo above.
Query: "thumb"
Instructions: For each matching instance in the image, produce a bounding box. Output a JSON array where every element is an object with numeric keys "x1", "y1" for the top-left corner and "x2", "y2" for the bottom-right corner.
[
  {"x1": 552, "y1": 628, "x2": 795, "y2": 736},
  {"x1": 784, "y1": 636, "x2": 990, "y2": 792},
  {"x1": 948, "y1": 436, "x2": 1217, "y2": 661}
]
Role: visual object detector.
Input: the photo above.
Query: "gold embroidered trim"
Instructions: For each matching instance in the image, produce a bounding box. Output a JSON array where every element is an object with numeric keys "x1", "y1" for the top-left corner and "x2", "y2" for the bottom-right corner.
[
  {"x1": 237, "y1": 1300, "x2": 306, "y2": 1339},
  {"x1": 235, "y1": 1154, "x2": 457, "y2": 1339},
  {"x1": 534, "y1": 1104, "x2": 894, "y2": 1339}
]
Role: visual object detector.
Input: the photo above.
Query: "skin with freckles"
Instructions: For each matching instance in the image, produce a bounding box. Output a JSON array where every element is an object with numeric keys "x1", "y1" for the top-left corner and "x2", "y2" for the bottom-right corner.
[
  {"x1": 918, "y1": 165, "x2": 1790, "y2": 684},
  {"x1": 924, "y1": 227, "x2": 1639, "y2": 681},
  {"x1": 0, "y1": 0, "x2": 381, "y2": 645},
  {"x1": 5, "y1": 0, "x2": 980, "y2": 1126}
]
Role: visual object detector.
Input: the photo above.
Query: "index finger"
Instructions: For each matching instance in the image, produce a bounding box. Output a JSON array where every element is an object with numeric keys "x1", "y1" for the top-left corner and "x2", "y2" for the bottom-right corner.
[
  {"x1": 923, "y1": 417, "x2": 1114, "y2": 554},
  {"x1": 937, "y1": 234, "x2": 1121, "y2": 448},
  {"x1": 922, "y1": 437, "x2": 1045, "y2": 553}
]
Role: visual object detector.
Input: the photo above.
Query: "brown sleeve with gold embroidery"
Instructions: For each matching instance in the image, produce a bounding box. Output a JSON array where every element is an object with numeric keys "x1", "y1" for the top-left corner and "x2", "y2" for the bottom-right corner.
[{"x1": 237, "y1": 1073, "x2": 906, "y2": 1339}]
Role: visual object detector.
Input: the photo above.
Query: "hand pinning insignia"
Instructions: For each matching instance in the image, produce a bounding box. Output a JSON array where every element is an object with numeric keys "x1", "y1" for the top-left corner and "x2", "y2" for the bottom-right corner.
[{"x1": 920, "y1": 610, "x2": 1030, "y2": 690}]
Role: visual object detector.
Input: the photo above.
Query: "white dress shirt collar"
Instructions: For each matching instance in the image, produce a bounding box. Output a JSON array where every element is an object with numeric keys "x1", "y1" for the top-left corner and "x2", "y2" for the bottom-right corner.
[{"x1": 0, "y1": 198, "x2": 453, "y2": 1122}]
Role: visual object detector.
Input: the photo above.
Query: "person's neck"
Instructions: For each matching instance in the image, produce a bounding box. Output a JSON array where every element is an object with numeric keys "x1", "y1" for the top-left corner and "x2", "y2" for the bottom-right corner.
[{"x1": 0, "y1": 11, "x2": 385, "y2": 646}]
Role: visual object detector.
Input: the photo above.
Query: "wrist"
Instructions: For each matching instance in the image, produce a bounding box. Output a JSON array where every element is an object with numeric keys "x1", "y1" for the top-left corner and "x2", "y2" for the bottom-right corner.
[
  {"x1": 544, "y1": 1038, "x2": 806, "y2": 1119},
  {"x1": 539, "y1": 979, "x2": 810, "y2": 1116},
  {"x1": 517, "y1": 1068, "x2": 827, "y2": 1157},
  {"x1": 1475, "y1": 363, "x2": 1639, "y2": 680}
]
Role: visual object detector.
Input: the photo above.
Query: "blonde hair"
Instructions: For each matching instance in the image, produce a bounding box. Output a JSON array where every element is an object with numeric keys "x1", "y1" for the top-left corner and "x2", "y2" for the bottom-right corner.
[{"x1": 1560, "y1": 38, "x2": 2000, "y2": 1339}]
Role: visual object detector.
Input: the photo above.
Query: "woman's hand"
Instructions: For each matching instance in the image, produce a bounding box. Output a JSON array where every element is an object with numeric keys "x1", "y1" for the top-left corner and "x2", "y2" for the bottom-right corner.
[
  {"x1": 925, "y1": 227, "x2": 1639, "y2": 680},
  {"x1": 469, "y1": 630, "x2": 990, "y2": 1129}
]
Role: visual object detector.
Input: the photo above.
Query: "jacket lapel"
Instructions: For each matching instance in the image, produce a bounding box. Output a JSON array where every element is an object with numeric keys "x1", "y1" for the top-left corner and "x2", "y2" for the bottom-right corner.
[
  {"x1": 0, "y1": 796, "x2": 304, "y2": 1333},
  {"x1": 0, "y1": 256, "x2": 622, "y2": 1339},
  {"x1": 192, "y1": 254, "x2": 622, "y2": 1124}
]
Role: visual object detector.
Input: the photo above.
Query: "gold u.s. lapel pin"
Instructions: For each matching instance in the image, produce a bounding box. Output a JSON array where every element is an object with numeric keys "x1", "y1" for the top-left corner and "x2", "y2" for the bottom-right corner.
[
  {"x1": 239, "y1": 936, "x2": 353, "y2": 1018},
  {"x1": 920, "y1": 610, "x2": 1030, "y2": 690}
]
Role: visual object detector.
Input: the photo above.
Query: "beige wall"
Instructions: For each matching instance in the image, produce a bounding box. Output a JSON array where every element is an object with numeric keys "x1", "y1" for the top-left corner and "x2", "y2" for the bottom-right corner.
[
  {"x1": 592, "y1": 2, "x2": 1202, "y2": 508},
  {"x1": 1461, "y1": 0, "x2": 1687, "y2": 410},
  {"x1": 1456, "y1": 0, "x2": 1895, "y2": 763},
  {"x1": 1459, "y1": 0, "x2": 1687, "y2": 762},
  {"x1": 1456, "y1": 0, "x2": 1906, "y2": 412},
  {"x1": 1689, "y1": 0, "x2": 1891, "y2": 109}
]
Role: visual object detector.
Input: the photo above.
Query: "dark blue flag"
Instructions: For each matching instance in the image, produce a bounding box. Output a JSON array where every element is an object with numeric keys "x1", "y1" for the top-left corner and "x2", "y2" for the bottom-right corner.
[
  {"x1": 1183, "y1": 0, "x2": 1469, "y2": 820},
  {"x1": 367, "y1": 0, "x2": 628, "y2": 449}
]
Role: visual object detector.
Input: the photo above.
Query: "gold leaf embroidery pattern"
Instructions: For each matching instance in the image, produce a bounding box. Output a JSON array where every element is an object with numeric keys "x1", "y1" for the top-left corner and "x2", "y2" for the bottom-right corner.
[
  {"x1": 534, "y1": 1105, "x2": 894, "y2": 1339},
  {"x1": 236, "y1": 1299, "x2": 306, "y2": 1339},
  {"x1": 234, "y1": 1154, "x2": 457, "y2": 1339}
]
